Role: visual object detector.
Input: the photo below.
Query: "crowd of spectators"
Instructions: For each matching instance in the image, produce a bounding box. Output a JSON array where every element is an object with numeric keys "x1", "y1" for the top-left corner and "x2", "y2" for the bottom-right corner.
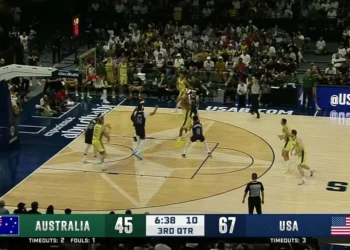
[
  {"x1": 54, "y1": 0, "x2": 350, "y2": 109},
  {"x1": 79, "y1": 9, "x2": 308, "y2": 106}
]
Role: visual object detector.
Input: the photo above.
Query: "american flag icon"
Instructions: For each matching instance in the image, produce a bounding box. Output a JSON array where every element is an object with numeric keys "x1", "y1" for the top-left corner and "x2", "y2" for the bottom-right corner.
[
  {"x1": 331, "y1": 216, "x2": 350, "y2": 236},
  {"x1": 0, "y1": 216, "x2": 20, "y2": 236}
]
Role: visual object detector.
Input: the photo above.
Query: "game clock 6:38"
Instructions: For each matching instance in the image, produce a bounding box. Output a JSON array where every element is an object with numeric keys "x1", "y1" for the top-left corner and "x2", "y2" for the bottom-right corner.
[
  {"x1": 154, "y1": 216, "x2": 176, "y2": 224},
  {"x1": 146, "y1": 215, "x2": 205, "y2": 236}
]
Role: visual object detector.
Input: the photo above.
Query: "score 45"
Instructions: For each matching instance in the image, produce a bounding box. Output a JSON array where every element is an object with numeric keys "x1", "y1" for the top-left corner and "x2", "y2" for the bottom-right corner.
[
  {"x1": 115, "y1": 217, "x2": 133, "y2": 234},
  {"x1": 219, "y1": 217, "x2": 236, "y2": 234}
]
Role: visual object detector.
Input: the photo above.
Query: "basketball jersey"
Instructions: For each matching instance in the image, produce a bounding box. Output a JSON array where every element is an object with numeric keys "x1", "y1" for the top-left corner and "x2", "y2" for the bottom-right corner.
[
  {"x1": 283, "y1": 125, "x2": 291, "y2": 141},
  {"x1": 192, "y1": 121, "x2": 203, "y2": 136},
  {"x1": 85, "y1": 118, "x2": 98, "y2": 140},
  {"x1": 133, "y1": 109, "x2": 146, "y2": 128},
  {"x1": 119, "y1": 63, "x2": 127, "y2": 77},
  {"x1": 178, "y1": 77, "x2": 186, "y2": 91},
  {"x1": 92, "y1": 124, "x2": 103, "y2": 141},
  {"x1": 294, "y1": 138, "x2": 305, "y2": 155},
  {"x1": 105, "y1": 62, "x2": 114, "y2": 78}
]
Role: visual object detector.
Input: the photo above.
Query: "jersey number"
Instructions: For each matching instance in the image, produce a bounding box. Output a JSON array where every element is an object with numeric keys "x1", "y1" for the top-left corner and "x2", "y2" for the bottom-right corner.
[
  {"x1": 88, "y1": 123, "x2": 94, "y2": 129},
  {"x1": 326, "y1": 181, "x2": 348, "y2": 192},
  {"x1": 196, "y1": 128, "x2": 201, "y2": 135},
  {"x1": 136, "y1": 117, "x2": 143, "y2": 124}
]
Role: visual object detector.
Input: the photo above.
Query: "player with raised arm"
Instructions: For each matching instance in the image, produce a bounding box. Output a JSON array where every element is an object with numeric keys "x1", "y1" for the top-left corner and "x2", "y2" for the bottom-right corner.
[
  {"x1": 131, "y1": 101, "x2": 158, "y2": 160},
  {"x1": 182, "y1": 115, "x2": 211, "y2": 158}
]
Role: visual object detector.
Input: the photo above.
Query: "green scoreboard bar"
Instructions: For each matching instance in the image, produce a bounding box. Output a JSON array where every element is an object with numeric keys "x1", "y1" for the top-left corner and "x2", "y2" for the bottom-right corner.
[{"x1": 12, "y1": 215, "x2": 146, "y2": 237}]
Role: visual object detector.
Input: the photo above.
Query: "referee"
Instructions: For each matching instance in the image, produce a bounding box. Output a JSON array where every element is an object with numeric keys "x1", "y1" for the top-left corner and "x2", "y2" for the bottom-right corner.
[
  {"x1": 242, "y1": 173, "x2": 264, "y2": 214},
  {"x1": 247, "y1": 77, "x2": 262, "y2": 119}
]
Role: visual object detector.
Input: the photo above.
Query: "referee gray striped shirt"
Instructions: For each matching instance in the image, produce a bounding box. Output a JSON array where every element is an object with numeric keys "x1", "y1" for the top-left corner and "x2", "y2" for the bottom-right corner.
[
  {"x1": 245, "y1": 181, "x2": 264, "y2": 197},
  {"x1": 251, "y1": 83, "x2": 261, "y2": 95}
]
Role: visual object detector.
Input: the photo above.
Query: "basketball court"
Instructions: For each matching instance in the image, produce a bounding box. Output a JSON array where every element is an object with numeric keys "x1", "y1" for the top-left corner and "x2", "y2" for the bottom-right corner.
[{"x1": 2, "y1": 105, "x2": 350, "y2": 214}]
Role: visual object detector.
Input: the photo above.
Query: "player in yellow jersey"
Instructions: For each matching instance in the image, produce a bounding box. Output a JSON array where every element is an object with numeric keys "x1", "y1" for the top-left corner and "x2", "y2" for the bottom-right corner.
[
  {"x1": 177, "y1": 93, "x2": 192, "y2": 141},
  {"x1": 92, "y1": 116, "x2": 111, "y2": 171},
  {"x1": 104, "y1": 57, "x2": 115, "y2": 102},
  {"x1": 278, "y1": 118, "x2": 293, "y2": 172},
  {"x1": 290, "y1": 129, "x2": 315, "y2": 185},
  {"x1": 173, "y1": 72, "x2": 189, "y2": 113},
  {"x1": 118, "y1": 58, "x2": 128, "y2": 98}
]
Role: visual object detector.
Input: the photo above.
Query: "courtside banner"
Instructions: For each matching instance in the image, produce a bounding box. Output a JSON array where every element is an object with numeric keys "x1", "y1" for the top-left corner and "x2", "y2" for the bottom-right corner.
[
  {"x1": 52, "y1": 69, "x2": 81, "y2": 79},
  {"x1": 2, "y1": 215, "x2": 350, "y2": 238},
  {"x1": 297, "y1": 85, "x2": 350, "y2": 109}
]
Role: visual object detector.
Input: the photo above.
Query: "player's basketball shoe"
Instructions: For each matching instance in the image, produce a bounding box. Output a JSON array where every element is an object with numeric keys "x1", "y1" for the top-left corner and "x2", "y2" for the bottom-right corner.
[
  {"x1": 81, "y1": 156, "x2": 87, "y2": 163},
  {"x1": 101, "y1": 163, "x2": 107, "y2": 171},
  {"x1": 298, "y1": 179, "x2": 306, "y2": 185},
  {"x1": 133, "y1": 152, "x2": 143, "y2": 160}
]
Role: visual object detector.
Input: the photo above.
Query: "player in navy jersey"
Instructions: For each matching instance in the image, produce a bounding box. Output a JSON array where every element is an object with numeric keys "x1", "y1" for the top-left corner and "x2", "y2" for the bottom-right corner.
[
  {"x1": 82, "y1": 114, "x2": 102, "y2": 163},
  {"x1": 131, "y1": 101, "x2": 158, "y2": 160},
  {"x1": 188, "y1": 90, "x2": 199, "y2": 118},
  {"x1": 182, "y1": 115, "x2": 211, "y2": 158}
]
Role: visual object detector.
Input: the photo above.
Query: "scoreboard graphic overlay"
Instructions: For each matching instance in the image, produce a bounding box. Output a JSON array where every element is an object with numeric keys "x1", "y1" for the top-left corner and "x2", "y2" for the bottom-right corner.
[{"x1": 0, "y1": 215, "x2": 349, "y2": 243}]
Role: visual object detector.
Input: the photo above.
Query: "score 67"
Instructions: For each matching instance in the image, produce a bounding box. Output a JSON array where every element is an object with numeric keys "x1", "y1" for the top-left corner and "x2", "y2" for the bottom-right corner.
[{"x1": 219, "y1": 217, "x2": 236, "y2": 234}]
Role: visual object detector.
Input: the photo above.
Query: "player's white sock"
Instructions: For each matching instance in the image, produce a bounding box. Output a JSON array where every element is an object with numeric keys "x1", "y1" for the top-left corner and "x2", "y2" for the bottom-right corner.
[
  {"x1": 103, "y1": 89, "x2": 107, "y2": 99},
  {"x1": 136, "y1": 140, "x2": 144, "y2": 154},
  {"x1": 204, "y1": 141, "x2": 211, "y2": 153},
  {"x1": 84, "y1": 144, "x2": 91, "y2": 156},
  {"x1": 183, "y1": 140, "x2": 191, "y2": 154},
  {"x1": 133, "y1": 136, "x2": 140, "y2": 152}
]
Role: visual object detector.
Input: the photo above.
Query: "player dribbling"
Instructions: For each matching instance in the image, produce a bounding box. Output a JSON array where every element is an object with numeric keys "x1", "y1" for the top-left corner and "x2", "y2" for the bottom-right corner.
[
  {"x1": 131, "y1": 101, "x2": 158, "y2": 160},
  {"x1": 182, "y1": 115, "x2": 211, "y2": 158},
  {"x1": 290, "y1": 129, "x2": 315, "y2": 185}
]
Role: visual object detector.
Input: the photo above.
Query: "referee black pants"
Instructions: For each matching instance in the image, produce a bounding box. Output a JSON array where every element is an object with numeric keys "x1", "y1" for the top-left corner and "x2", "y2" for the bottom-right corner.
[
  {"x1": 249, "y1": 94, "x2": 260, "y2": 117},
  {"x1": 248, "y1": 197, "x2": 262, "y2": 214},
  {"x1": 302, "y1": 87, "x2": 313, "y2": 112}
]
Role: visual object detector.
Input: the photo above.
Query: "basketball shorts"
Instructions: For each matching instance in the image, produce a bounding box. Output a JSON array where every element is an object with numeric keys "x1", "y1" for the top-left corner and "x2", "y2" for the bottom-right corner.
[
  {"x1": 106, "y1": 76, "x2": 115, "y2": 84},
  {"x1": 119, "y1": 76, "x2": 127, "y2": 85},
  {"x1": 190, "y1": 135, "x2": 205, "y2": 142},
  {"x1": 92, "y1": 140, "x2": 105, "y2": 153},
  {"x1": 283, "y1": 138, "x2": 293, "y2": 151},
  {"x1": 85, "y1": 135, "x2": 93, "y2": 145},
  {"x1": 135, "y1": 126, "x2": 145, "y2": 140},
  {"x1": 298, "y1": 150, "x2": 307, "y2": 165},
  {"x1": 190, "y1": 107, "x2": 198, "y2": 117}
]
